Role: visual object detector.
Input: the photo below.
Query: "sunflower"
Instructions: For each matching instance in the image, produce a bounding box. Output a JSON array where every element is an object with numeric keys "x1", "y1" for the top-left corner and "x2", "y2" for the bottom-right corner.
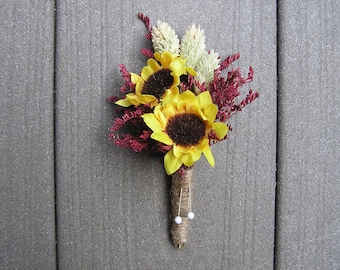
[
  {"x1": 116, "y1": 51, "x2": 196, "y2": 108},
  {"x1": 142, "y1": 90, "x2": 228, "y2": 175}
]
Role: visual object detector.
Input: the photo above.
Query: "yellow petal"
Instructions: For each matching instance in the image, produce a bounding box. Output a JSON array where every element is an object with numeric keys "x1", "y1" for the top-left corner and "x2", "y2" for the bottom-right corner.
[
  {"x1": 161, "y1": 88, "x2": 179, "y2": 106},
  {"x1": 115, "y1": 93, "x2": 142, "y2": 107},
  {"x1": 182, "y1": 147, "x2": 201, "y2": 166},
  {"x1": 141, "y1": 113, "x2": 163, "y2": 132},
  {"x1": 154, "y1": 106, "x2": 168, "y2": 128},
  {"x1": 213, "y1": 122, "x2": 229, "y2": 139},
  {"x1": 177, "y1": 100, "x2": 189, "y2": 113},
  {"x1": 160, "y1": 52, "x2": 173, "y2": 67},
  {"x1": 154, "y1": 51, "x2": 161, "y2": 62},
  {"x1": 138, "y1": 94, "x2": 157, "y2": 104},
  {"x1": 135, "y1": 83, "x2": 144, "y2": 95},
  {"x1": 154, "y1": 51, "x2": 165, "y2": 66},
  {"x1": 203, "y1": 103, "x2": 218, "y2": 122},
  {"x1": 141, "y1": 66, "x2": 154, "y2": 80},
  {"x1": 171, "y1": 74, "x2": 180, "y2": 86},
  {"x1": 130, "y1": 73, "x2": 141, "y2": 84},
  {"x1": 151, "y1": 131, "x2": 173, "y2": 145},
  {"x1": 173, "y1": 144, "x2": 192, "y2": 157},
  {"x1": 164, "y1": 149, "x2": 183, "y2": 175},
  {"x1": 179, "y1": 90, "x2": 196, "y2": 103},
  {"x1": 197, "y1": 91, "x2": 212, "y2": 108},
  {"x1": 186, "y1": 103, "x2": 201, "y2": 115},
  {"x1": 147, "y1": 58, "x2": 161, "y2": 72},
  {"x1": 130, "y1": 73, "x2": 144, "y2": 95},
  {"x1": 186, "y1": 66, "x2": 197, "y2": 76},
  {"x1": 161, "y1": 103, "x2": 177, "y2": 119},
  {"x1": 169, "y1": 59, "x2": 186, "y2": 76},
  {"x1": 202, "y1": 140, "x2": 215, "y2": 167},
  {"x1": 115, "y1": 98, "x2": 133, "y2": 107}
]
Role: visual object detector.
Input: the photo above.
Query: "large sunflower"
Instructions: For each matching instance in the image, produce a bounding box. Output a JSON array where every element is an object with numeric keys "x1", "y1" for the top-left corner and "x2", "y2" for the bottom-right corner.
[
  {"x1": 142, "y1": 90, "x2": 228, "y2": 175},
  {"x1": 116, "y1": 51, "x2": 196, "y2": 108}
]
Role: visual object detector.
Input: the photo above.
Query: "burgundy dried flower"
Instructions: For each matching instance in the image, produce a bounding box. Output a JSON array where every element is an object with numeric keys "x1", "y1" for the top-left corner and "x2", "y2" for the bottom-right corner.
[{"x1": 108, "y1": 13, "x2": 259, "y2": 156}]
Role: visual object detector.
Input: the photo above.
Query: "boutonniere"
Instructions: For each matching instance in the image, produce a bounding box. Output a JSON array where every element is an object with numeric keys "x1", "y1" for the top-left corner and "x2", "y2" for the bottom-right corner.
[{"x1": 108, "y1": 13, "x2": 259, "y2": 249}]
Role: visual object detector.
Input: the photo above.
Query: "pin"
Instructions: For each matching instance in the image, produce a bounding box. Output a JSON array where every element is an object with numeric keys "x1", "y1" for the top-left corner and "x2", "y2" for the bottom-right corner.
[
  {"x1": 187, "y1": 186, "x2": 195, "y2": 220},
  {"x1": 174, "y1": 188, "x2": 183, "y2": 224}
]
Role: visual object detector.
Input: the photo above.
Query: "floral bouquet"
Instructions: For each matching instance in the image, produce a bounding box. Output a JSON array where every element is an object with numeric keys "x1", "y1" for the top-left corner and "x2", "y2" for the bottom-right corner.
[{"x1": 108, "y1": 13, "x2": 259, "y2": 249}]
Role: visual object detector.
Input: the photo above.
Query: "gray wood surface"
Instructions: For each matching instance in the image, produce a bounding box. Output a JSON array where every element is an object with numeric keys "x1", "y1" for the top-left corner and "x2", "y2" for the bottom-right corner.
[
  {"x1": 2, "y1": 0, "x2": 339, "y2": 269},
  {"x1": 276, "y1": 1, "x2": 340, "y2": 269},
  {"x1": 55, "y1": 0, "x2": 276, "y2": 269},
  {"x1": 0, "y1": 1, "x2": 56, "y2": 269}
]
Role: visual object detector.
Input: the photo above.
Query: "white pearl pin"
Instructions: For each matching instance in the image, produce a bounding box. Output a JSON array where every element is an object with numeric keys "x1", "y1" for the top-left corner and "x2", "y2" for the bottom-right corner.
[
  {"x1": 187, "y1": 211, "x2": 195, "y2": 220},
  {"x1": 174, "y1": 216, "x2": 182, "y2": 224},
  {"x1": 174, "y1": 188, "x2": 183, "y2": 224}
]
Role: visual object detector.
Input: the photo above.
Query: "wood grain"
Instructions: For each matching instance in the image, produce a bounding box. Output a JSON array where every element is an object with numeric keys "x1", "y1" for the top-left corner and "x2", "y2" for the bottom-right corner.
[
  {"x1": 276, "y1": 1, "x2": 340, "y2": 269},
  {"x1": 55, "y1": 0, "x2": 276, "y2": 269},
  {"x1": 3, "y1": 0, "x2": 340, "y2": 269},
  {"x1": 0, "y1": 1, "x2": 56, "y2": 268}
]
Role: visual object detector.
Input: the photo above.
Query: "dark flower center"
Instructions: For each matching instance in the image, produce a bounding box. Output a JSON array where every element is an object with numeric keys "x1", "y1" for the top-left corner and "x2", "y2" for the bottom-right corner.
[
  {"x1": 142, "y1": 69, "x2": 174, "y2": 99},
  {"x1": 166, "y1": 113, "x2": 206, "y2": 146}
]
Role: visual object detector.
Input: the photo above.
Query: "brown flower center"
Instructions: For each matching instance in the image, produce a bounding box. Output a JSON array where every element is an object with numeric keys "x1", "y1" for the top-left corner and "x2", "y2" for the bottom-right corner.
[
  {"x1": 165, "y1": 113, "x2": 206, "y2": 146},
  {"x1": 142, "y1": 69, "x2": 174, "y2": 99}
]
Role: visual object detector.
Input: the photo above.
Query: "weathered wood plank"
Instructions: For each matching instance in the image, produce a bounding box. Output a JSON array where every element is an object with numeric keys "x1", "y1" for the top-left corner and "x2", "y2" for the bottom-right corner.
[
  {"x1": 55, "y1": 0, "x2": 276, "y2": 268},
  {"x1": 276, "y1": 1, "x2": 340, "y2": 269},
  {"x1": 0, "y1": 1, "x2": 56, "y2": 269}
]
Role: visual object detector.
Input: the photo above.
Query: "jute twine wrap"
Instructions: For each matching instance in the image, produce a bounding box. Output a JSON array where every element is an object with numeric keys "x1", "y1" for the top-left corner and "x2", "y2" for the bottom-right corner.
[{"x1": 170, "y1": 165, "x2": 194, "y2": 249}]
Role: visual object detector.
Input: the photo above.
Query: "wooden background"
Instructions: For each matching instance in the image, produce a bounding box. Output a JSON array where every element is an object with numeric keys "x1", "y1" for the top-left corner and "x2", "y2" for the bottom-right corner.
[{"x1": 1, "y1": 0, "x2": 339, "y2": 269}]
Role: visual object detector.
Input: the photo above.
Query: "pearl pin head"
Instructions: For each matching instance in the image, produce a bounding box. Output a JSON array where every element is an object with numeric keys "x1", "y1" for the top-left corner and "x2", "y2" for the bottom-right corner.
[
  {"x1": 187, "y1": 211, "x2": 195, "y2": 220},
  {"x1": 174, "y1": 216, "x2": 182, "y2": 224}
]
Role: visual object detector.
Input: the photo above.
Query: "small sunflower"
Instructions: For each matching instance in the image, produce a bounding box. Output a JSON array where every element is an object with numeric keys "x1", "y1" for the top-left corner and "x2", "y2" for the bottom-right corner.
[
  {"x1": 142, "y1": 90, "x2": 228, "y2": 175},
  {"x1": 116, "y1": 51, "x2": 196, "y2": 108}
]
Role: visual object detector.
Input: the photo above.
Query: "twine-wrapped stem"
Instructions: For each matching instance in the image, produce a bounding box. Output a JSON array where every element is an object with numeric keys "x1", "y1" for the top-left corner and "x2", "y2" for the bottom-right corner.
[{"x1": 170, "y1": 165, "x2": 194, "y2": 249}]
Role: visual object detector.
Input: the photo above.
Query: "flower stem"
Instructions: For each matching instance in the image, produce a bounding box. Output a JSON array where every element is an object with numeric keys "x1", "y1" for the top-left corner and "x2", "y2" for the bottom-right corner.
[{"x1": 170, "y1": 165, "x2": 194, "y2": 248}]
